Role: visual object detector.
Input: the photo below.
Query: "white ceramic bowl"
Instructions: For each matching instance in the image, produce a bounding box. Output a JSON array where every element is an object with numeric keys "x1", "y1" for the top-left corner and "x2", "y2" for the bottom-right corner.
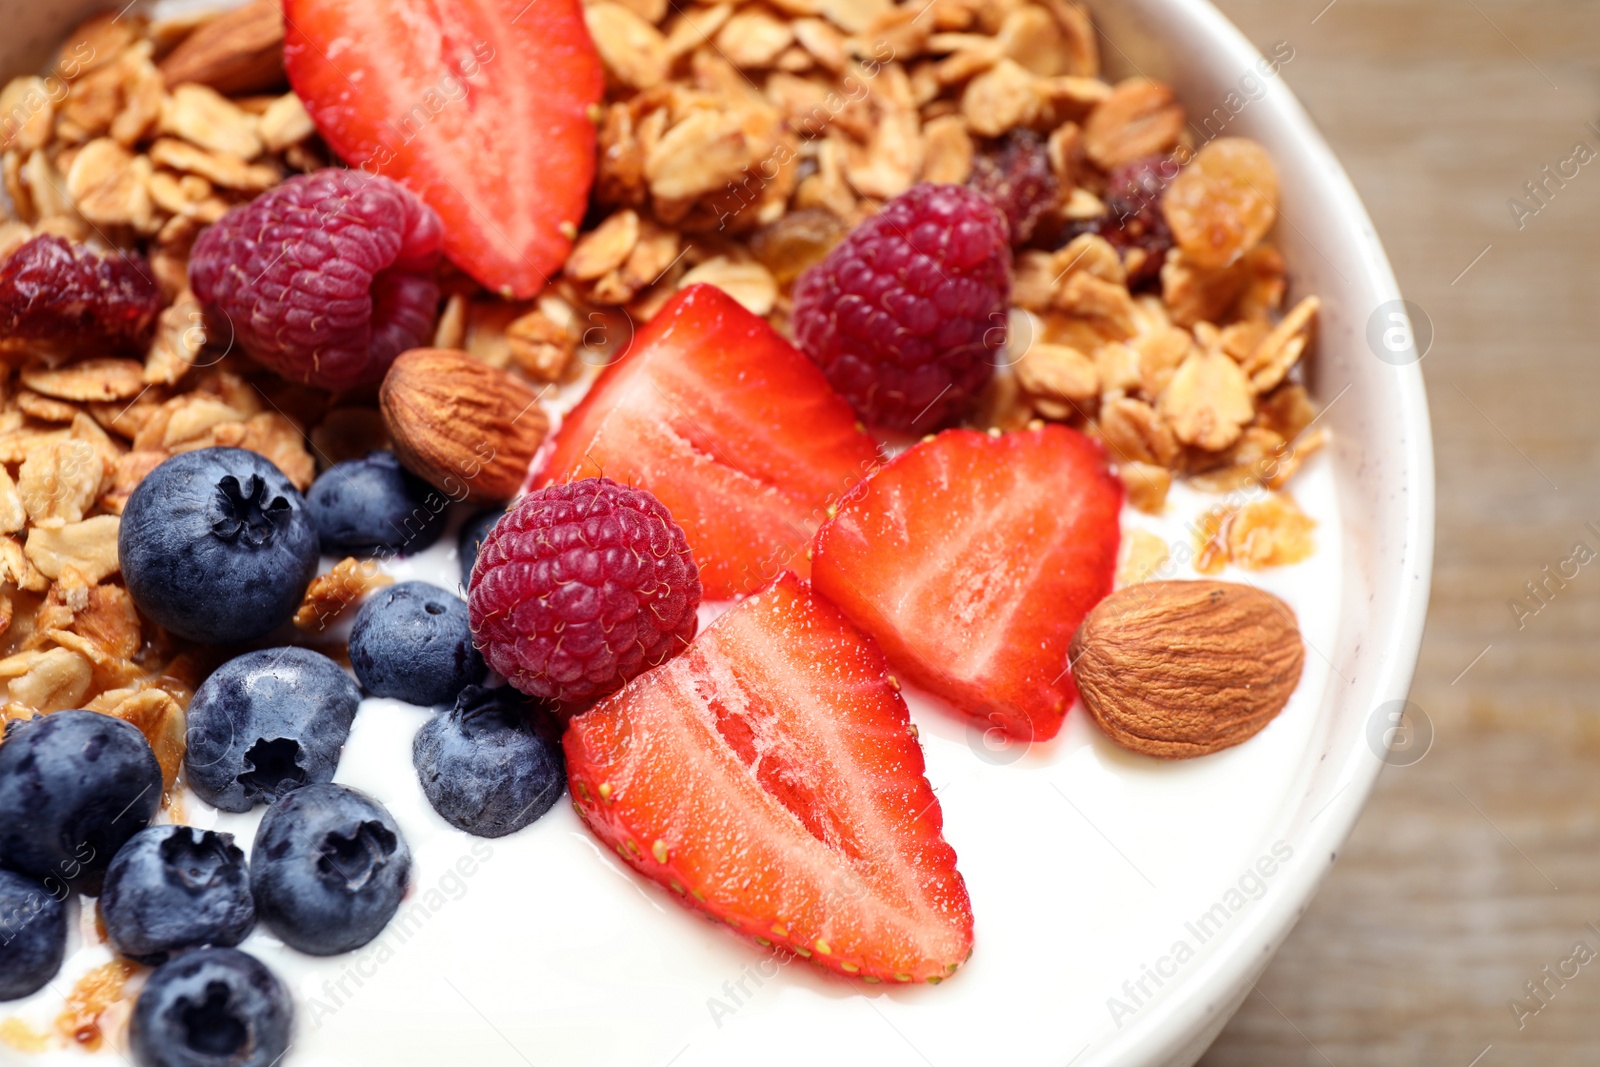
[{"x1": 0, "y1": 2, "x2": 1432, "y2": 1065}]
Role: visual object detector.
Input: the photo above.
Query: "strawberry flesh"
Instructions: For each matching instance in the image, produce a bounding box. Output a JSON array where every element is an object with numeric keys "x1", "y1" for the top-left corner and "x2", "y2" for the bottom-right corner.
[
  {"x1": 536, "y1": 284, "x2": 882, "y2": 599},
  {"x1": 283, "y1": 0, "x2": 601, "y2": 298},
  {"x1": 812, "y1": 425, "x2": 1123, "y2": 741},
  {"x1": 565, "y1": 573, "x2": 973, "y2": 984}
]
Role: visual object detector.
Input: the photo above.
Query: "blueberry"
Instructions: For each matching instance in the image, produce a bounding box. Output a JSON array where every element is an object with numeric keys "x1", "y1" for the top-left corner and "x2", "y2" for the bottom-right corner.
[
  {"x1": 0, "y1": 868, "x2": 67, "y2": 1001},
  {"x1": 413, "y1": 686, "x2": 564, "y2": 838},
  {"x1": 119, "y1": 447, "x2": 319, "y2": 645},
  {"x1": 0, "y1": 710, "x2": 161, "y2": 894},
  {"x1": 185, "y1": 648, "x2": 360, "y2": 813},
  {"x1": 349, "y1": 582, "x2": 484, "y2": 706},
  {"x1": 459, "y1": 507, "x2": 506, "y2": 585},
  {"x1": 306, "y1": 451, "x2": 446, "y2": 556},
  {"x1": 101, "y1": 826, "x2": 254, "y2": 964},
  {"x1": 130, "y1": 947, "x2": 291, "y2": 1067},
  {"x1": 250, "y1": 784, "x2": 410, "y2": 955}
]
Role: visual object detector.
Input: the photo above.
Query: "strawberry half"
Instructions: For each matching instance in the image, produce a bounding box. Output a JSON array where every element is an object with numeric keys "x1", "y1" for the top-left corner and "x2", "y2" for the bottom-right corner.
[
  {"x1": 283, "y1": 0, "x2": 601, "y2": 298},
  {"x1": 812, "y1": 425, "x2": 1123, "y2": 742},
  {"x1": 565, "y1": 572, "x2": 973, "y2": 984},
  {"x1": 536, "y1": 284, "x2": 882, "y2": 599}
]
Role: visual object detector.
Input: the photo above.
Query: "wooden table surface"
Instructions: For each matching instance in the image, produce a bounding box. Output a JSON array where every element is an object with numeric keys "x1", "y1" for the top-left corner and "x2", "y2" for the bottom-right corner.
[{"x1": 1195, "y1": 2, "x2": 1600, "y2": 1064}]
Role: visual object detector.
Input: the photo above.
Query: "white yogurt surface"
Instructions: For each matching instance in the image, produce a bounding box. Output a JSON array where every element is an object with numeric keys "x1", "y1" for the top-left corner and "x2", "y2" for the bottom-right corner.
[{"x1": 0, "y1": 439, "x2": 1342, "y2": 1067}]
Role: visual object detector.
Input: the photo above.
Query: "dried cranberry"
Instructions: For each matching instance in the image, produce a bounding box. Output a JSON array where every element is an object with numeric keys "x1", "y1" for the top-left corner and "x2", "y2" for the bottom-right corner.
[
  {"x1": 1099, "y1": 154, "x2": 1179, "y2": 288},
  {"x1": 0, "y1": 235, "x2": 161, "y2": 353},
  {"x1": 969, "y1": 130, "x2": 1059, "y2": 246}
]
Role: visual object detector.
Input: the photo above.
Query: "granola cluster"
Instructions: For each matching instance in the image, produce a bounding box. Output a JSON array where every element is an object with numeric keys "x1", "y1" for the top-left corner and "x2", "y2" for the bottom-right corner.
[
  {"x1": 570, "y1": 0, "x2": 1325, "y2": 519},
  {"x1": 0, "y1": 0, "x2": 1324, "y2": 776},
  {"x1": 0, "y1": 4, "x2": 336, "y2": 771}
]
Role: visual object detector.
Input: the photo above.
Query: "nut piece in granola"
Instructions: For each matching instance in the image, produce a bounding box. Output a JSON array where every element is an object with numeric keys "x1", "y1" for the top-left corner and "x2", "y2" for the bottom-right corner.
[
  {"x1": 295, "y1": 557, "x2": 394, "y2": 632},
  {"x1": 157, "y1": 0, "x2": 287, "y2": 95}
]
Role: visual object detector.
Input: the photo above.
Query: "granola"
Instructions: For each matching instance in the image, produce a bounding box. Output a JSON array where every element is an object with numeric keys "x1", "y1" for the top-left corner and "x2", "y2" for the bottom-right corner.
[{"x1": 0, "y1": 0, "x2": 1322, "y2": 789}]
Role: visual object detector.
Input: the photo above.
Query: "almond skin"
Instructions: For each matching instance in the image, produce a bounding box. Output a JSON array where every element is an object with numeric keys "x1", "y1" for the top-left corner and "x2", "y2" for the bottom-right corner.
[
  {"x1": 158, "y1": 0, "x2": 287, "y2": 95},
  {"x1": 1069, "y1": 579, "x2": 1304, "y2": 759},
  {"x1": 379, "y1": 349, "x2": 548, "y2": 504}
]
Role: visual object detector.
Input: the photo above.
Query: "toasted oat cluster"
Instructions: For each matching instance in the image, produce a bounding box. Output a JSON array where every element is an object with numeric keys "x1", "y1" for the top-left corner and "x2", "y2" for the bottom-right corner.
[
  {"x1": 0, "y1": 0, "x2": 1321, "y2": 777},
  {"x1": 569, "y1": 0, "x2": 1325, "y2": 518}
]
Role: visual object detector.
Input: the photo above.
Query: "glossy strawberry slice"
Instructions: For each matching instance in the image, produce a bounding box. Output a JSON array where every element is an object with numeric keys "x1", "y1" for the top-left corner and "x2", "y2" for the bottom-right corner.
[
  {"x1": 812, "y1": 425, "x2": 1122, "y2": 742},
  {"x1": 283, "y1": 0, "x2": 601, "y2": 298},
  {"x1": 537, "y1": 284, "x2": 882, "y2": 599},
  {"x1": 565, "y1": 573, "x2": 973, "y2": 984}
]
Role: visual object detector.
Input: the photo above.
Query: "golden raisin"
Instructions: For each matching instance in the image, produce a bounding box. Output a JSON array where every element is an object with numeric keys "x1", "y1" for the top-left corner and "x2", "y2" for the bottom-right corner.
[
  {"x1": 1162, "y1": 138, "x2": 1279, "y2": 269},
  {"x1": 749, "y1": 207, "x2": 847, "y2": 285}
]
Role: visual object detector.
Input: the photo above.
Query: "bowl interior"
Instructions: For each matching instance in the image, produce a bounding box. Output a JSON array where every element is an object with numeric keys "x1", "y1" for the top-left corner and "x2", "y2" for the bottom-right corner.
[{"x1": 0, "y1": 3, "x2": 1433, "y2": 1066}]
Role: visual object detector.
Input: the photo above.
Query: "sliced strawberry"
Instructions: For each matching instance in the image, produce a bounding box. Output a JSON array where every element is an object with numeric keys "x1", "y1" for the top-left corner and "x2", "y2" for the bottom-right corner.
[
  {"x1": 565, "y1": 572, "x2": 973, "y2": 984},
  {"x1": 283, "y1": 0, "x2": 601, "y2": 298},
  {"x1": 537, "y1": 284, "x2": 882, "y2": 599},
  {"x1": 812, "y1": 425, "x2": 1123, "y2": 742}
]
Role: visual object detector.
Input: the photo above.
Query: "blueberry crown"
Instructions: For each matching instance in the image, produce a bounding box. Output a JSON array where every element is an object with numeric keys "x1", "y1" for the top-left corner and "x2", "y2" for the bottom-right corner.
[
  {"x1": 315, "y1": 821, "x2": 398, "y2": 893},
  {"x1": 157, "y1": 829, "x2": 245, "y2": 894},
  {"x1": 451, "y1": 685, "x2": 524, "y2": 736},
  {"x1": 211, "y1": 474, "x2": 292, "y2": 547}
]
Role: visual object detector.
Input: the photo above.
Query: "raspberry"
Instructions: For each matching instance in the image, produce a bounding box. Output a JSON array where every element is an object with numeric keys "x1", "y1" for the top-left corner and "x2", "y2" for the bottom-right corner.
[
  {"x1": 189, "y1": 169, "x2": 443, "y2": 391},
  {"x1": 969, "y1": 129, "x2": 1059, "y2": 246},
  {"x1": 469, "y1": 478, "x2": 702, "y2": 706},
  {"x1": 0, "y1": 235, "x2": 161, "y2": 354},
  {"x1": 791, "y1": 183, "x2": 1011, "y2": 434}
]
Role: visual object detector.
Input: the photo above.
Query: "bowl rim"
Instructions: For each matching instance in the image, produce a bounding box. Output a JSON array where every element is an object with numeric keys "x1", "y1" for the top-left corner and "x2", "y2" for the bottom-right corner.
[{"x1": 1077, "y1": 1, "x2": 1436, "y2": 1063}]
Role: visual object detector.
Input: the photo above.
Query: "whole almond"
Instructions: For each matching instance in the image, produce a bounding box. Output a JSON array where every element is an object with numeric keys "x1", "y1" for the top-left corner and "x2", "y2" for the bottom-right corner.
[
  {"x1": 379, "y1": 350, "x2": 548, "y2": 504},
  {"x1": 158, "y1": 0, "x2": 286, "y2": 95},
  {"x1": 1069, "y1": 580, "x2": 1304, "y2": 759}
]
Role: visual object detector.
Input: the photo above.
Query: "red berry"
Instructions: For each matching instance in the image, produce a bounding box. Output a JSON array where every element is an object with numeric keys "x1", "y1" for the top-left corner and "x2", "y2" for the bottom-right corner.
[
  {"x1": 535, "y1": 284, "x2": 880, "y2": 600},
  {"x1": 0, "y1": 235, "x2": 161, "y2": 354},
  {"x1": 969, "y1": 129, "x2": 1059, "y2": 246},
  {"x1": 1087, "y1": 154, "x2": 1178, "y2": 289},
  {"x1": 284, "y1": 0, "x2": 602, "y2": 299},
  {"x1": 791, "y1": 183, "x2": 1011, "y2": 434},
  {"x1": 189, "y1": 169, "x2": 443, "y2": 391},
  {"x1": 566, "y1": 572, "x2": 973, "y2": 984},
  {"x1": 813, "y1": 425, "x2": 1122, "y2": 741},
  {"x1": 469, "y1": 478, "x2": 701, "y2": 707}
]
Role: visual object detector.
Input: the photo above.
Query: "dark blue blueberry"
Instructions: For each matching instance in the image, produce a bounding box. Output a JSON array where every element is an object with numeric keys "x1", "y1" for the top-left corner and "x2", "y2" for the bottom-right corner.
[
  {"x1": 459, "y1": 507, "x2": 506, "y2": 585},
  {"x1": 130, "y1": 947, "x2": 292, "y2": 1067},
  {"x1": 349, "y1": 581, "x2": 484, "y2": 706},
  {"x1": 306, "y1": 451, "x2": 446, "y2": 556},
  {"x1": 185, "y1": 648, "x2": 360, "y2": 813},
  {"x1": 119, "y1": 447, "x2": 319, "y2": 645},
  {"x1": 0, "y1": 868, "x2": 66, "y2": 1001},
  {"x1": 250, "y1": 784, "x2": 410, "y2": 956},
  {"x1": 0, "y1": 710, "x2": 161, "y2": 894},
  {"x1": 101, "y1": 826, "x2": 254, "y2": 964},
  {"x1": 413, "y1": 686, "x2": 564, "y2": 838}
]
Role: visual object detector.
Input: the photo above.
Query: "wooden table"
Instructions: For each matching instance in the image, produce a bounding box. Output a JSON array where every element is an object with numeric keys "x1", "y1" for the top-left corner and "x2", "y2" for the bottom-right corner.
[{"x1": 1197, "y1": 1, "x2": 1600, "y2": 1064}]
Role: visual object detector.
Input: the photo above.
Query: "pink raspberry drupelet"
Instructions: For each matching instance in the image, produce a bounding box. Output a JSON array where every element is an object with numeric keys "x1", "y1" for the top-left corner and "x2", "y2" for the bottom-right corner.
[
  {"x1": 189, "y1": 169, "x2": 444, "y2": 391},
  {"x1": 468, "y1": 478, "x2": 702, "y2": 707},
  {"x1": 791, "y1": 182, "x2": 1011, "y2": 434}
]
